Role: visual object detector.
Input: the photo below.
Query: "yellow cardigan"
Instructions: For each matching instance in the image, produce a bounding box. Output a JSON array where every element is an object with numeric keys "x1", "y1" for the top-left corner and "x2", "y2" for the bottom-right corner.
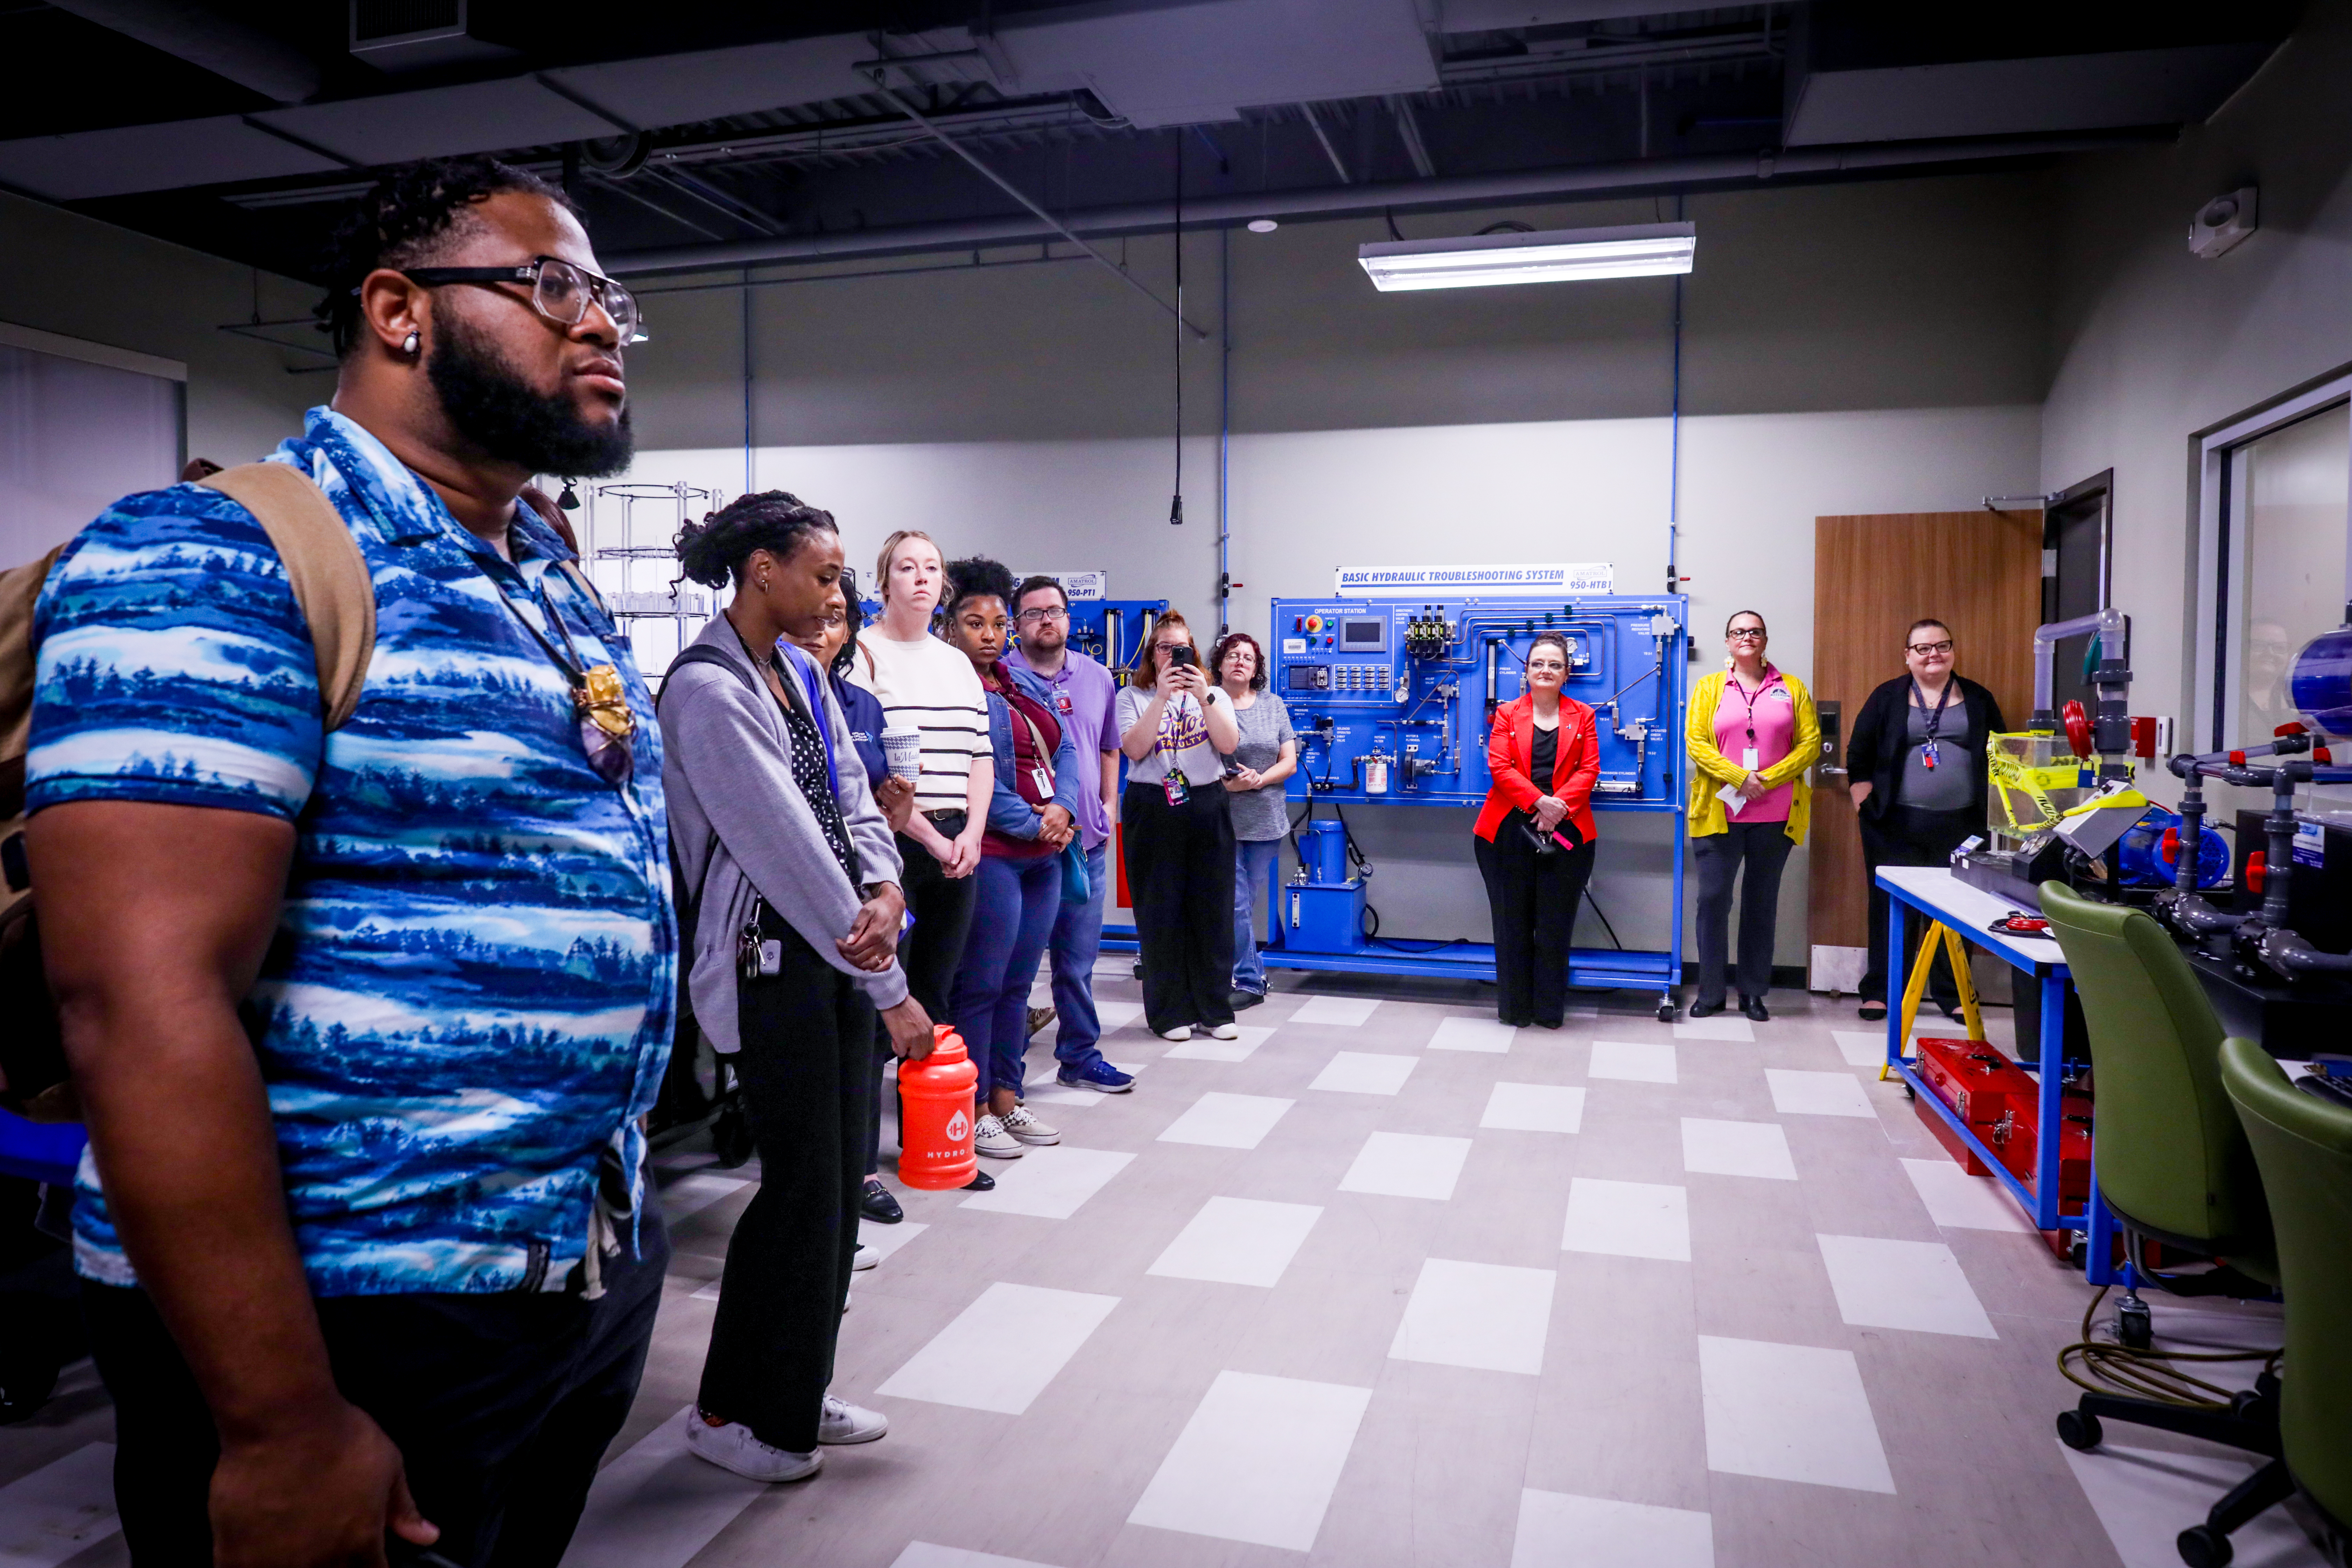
[{"x1": 1686, "y1": 667, "x2": 1820, "y2": 842}]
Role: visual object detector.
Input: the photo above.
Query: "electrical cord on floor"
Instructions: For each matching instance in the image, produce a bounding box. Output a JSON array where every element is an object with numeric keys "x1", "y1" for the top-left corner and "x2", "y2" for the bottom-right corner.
[
  {"x1": 1582, "y1": 888, "x2": 1626, "y2": 950},
  {"x1": 2055, "y1": 1284, "x2": 2281, "y2": 1409}
]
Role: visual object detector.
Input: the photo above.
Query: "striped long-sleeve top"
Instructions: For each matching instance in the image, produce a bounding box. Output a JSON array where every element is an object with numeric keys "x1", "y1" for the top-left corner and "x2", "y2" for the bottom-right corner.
[{"x1": 852, "y1": 629, "x2": 991, "y2": 816}]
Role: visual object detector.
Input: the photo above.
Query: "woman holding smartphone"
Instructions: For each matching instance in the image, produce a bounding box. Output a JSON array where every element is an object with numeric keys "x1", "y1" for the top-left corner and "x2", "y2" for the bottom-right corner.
[
  {"x1": 1471, "y1": 632, "x2": 1600, "y2": 1029},
  {"x1": 1117, "y1": 610, "x2": 1241, "y2": 1042}
]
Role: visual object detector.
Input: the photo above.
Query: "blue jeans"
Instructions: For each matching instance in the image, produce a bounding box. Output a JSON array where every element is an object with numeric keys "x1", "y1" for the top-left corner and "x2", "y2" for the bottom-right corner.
[
  {"x1": 1047, "y1": 842, "x2": 1110, "y2": 1068},
  {"x1": 1233, "y1": 838, "x2": 1282, "y2": 994},
  {"x1": 953, "y1": 853, "x2": 1061, "y2": 1102}
]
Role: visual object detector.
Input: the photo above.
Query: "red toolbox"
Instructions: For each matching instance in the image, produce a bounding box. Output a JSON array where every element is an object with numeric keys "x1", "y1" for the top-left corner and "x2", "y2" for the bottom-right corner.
[
  {"x1": 1916, "y1": 1038, "x2": 2026, "y2": 1125},
  {"x1": 1989, "y1": 1092, "x2": 2093, "y2": 1205},
  {"x1": 1911, "y1": 1038, "x2": 2092, "y2": 1204}
]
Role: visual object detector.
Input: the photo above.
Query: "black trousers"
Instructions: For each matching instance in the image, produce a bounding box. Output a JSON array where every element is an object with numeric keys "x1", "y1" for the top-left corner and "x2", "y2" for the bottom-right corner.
[
  {"x1": 1122, "y1": 781, "x2": 1237, "y2": 1034},
  {"x1": 701, "y1": 913, "x2": 873, "y2": 1454},
  {"x1": 85, "y1": 1208, "x2": 667, "y2": 1566},
  {"x1": 1474, "y1": 827, "x2": 1597, "y2": 1028},
  {"x1": 1859, "y1": 803, "x2": 1978, "y2": 1005},
  {"x1": 867, "y1": 816, "x2": 976, "y2": 1176},
  {"x1": 1693, "y1": 820, "x2": 1795, "y2": 1006}
]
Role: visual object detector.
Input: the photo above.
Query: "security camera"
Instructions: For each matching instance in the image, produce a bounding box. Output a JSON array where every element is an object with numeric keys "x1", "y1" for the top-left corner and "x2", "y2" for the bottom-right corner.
[{"x1": 2189, "y1": 188, "x2": 2258, "y2": 259}]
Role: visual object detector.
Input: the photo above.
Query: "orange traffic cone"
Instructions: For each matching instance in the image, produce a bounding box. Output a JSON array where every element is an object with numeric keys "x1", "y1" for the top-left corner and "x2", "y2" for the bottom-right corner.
[{"x1": 897, "y1": 1024, "x2": 978, "y2": 1191}]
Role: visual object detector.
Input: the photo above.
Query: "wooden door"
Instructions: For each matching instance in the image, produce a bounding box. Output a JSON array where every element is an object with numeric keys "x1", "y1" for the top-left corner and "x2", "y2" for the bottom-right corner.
[{"x1": 1807, "y1": 511, "x2": 2043, "y2": 966}]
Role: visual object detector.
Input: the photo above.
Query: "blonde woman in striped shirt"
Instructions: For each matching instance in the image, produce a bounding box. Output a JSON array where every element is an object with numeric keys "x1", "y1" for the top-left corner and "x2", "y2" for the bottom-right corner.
[{"x1": 851, "y1": 530, "x2": 995, "y2": 1025}]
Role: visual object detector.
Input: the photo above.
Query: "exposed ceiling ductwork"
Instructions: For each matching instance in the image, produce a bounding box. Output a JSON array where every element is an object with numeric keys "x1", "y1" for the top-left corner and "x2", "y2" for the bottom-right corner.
[
  {"x1": 42, "y1": 0, "x2": 319, "y2": 103},
  {"x1": 606, "y1": 130, "x2": 2168, "y2": 279}
]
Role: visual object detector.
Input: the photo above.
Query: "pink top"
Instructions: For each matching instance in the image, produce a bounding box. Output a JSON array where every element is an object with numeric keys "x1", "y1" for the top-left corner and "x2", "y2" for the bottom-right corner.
[{"x1": 1713, "y1": 665, "x2": 1798, "y2": 824}]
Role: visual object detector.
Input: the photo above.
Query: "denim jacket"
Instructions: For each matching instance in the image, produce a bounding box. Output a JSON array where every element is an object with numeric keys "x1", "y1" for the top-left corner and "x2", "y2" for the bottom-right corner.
[{"x1": 984, "y1": 660, "x2": 1085, "y2": 839}]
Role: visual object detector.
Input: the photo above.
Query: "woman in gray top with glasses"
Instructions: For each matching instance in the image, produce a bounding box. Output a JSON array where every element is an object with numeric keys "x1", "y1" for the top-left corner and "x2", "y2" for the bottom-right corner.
[{"x1": 1211, "y1": 632, "x2": 1296, "y2": 1008}]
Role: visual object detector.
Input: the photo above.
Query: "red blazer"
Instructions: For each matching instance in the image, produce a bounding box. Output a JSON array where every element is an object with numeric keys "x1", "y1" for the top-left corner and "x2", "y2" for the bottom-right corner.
[{"x1": 1474, "y1": 693, "x2": 1600, "y2": 847}]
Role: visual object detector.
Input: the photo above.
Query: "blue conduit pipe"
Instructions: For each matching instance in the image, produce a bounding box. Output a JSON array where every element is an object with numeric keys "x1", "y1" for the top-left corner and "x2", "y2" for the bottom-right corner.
[
  {"x1": 1218, "y1": 223, "x2": 1233, "y2": 636},
  {"x1": 1666, "y1": 192, "x2": 1684, "y2": 595}
]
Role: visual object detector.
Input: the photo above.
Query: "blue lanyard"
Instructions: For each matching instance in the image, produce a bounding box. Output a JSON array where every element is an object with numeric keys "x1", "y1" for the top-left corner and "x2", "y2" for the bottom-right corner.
[{"x1": 776, "y1": 642, "x2": 841, "y2": 800}]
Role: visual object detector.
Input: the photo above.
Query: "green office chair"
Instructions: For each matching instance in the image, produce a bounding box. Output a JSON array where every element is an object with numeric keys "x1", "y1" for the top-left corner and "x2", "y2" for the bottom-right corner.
[
  {"x1": 2220, "y1": 1038, "x2": 2352, "y2": 1568},
  {"x1": 2039, "y1": 886, "x2": 2283, "y2": 1508}
]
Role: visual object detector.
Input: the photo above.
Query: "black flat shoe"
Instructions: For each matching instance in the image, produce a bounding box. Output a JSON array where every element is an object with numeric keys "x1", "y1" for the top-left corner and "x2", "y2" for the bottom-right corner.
[
  {"x1": 962, "y1": 1169, "x2": 995, "y2": 1191},
  {"x1": 1229, "y1": 988, "x2": 1266, "y2": 1011},
  {"x1": 1858, "y1": 1002, "x2": 1888, "y2": 1022},
  {"x1": 1500, "y1": 1014, "x2": 1535, "y2": 1028},
  {"x1": 1689, "y1": 1000, "x2": 1724, "y2": 1018},
  {"x1": 1741, "y1": 996, "x2": 1770, "y2": 1023},
  {"x1": 860, "y1": 1178, "x2": 903, "y2": 1224}
]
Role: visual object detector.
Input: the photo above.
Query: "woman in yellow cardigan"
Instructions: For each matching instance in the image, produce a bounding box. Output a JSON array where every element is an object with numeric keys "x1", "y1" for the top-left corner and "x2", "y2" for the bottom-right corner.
[{"x1": 1686, "y1": 611, "x2": 1820, "y2": 1021}]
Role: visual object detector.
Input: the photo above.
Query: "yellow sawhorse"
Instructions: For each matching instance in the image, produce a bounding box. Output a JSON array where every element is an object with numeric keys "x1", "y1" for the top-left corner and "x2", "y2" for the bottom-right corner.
[{"x1": 1878, "y1": 920, "x2": 1985, "y2": 1080}]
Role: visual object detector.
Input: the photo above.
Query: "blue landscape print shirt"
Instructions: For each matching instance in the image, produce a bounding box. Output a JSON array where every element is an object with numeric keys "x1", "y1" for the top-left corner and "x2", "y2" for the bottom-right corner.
[{"x1": 28, "y1": 407, "x2": 676, "y2": 1296}]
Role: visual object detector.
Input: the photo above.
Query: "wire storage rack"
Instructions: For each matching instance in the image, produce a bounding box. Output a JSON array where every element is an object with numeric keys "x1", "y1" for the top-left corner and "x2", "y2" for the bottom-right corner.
[{"x1": 587, "y1": 480, "x2": 723, "y2": 681}]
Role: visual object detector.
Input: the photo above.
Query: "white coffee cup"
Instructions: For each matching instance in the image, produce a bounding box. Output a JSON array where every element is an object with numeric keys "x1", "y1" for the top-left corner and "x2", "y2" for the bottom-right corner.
[{"x1": 882, "y1": 726, "x2": 922, "y2": 779}]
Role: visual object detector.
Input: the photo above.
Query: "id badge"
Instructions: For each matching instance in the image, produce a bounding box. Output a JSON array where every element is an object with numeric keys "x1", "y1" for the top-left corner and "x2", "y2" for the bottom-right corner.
[
  {"x1": 1055, "y1": 691, "x2": 1073, "y2": 715},
  {"x1": 1030, "y1": 766, "x2": 1054, "y2": 799},
  {"x1": 1163, "y1": 771, "x2": 1191, "y2": 806},
  {"x1": 1740, "y1": 747, "x2": 1759, "y2": 771},
  {"x1": 1922, "y1": 740, "x2": 1940, "y2": 770}
]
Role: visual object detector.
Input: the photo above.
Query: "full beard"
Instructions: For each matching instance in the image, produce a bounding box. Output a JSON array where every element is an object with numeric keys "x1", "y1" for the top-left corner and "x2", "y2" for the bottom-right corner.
[{"x1": 427, "y1": 312, "x2": 635, "y2": 479}]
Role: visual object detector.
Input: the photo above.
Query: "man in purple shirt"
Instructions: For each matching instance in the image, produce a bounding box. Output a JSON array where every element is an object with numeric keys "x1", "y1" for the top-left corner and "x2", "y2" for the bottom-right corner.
[{"x1": 1005, "y1": 576, "x2": 1136, "y2": 1092}]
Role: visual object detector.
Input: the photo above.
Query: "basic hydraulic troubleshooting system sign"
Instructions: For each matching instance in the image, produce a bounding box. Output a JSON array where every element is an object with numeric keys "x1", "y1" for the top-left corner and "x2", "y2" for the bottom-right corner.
[{"x1": 1332, "y1": 562, "x2": 1614, "y2": 596}]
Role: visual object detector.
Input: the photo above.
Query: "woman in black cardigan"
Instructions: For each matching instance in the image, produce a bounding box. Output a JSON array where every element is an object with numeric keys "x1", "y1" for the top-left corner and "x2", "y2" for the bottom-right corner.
[{"x1": 1843, "y1": 618, "x2": 2007, "y2": 1021}]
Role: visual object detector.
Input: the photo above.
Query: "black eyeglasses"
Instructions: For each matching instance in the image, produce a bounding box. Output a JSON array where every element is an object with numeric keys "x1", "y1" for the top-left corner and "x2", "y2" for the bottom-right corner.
[
  {"x1": 1016, "y1": 606, "x2": 1069, "y2": 625},
  {"x1": 392, "y1": 255, "x2": 644, "y2": 343},
  {"x1": 1907, "y1": 639, "x2": 1955, "y2": 656}
]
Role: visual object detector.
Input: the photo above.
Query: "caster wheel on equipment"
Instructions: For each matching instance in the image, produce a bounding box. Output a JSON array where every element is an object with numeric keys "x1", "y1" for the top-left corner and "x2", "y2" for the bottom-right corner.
[
  {"x1": 1902, "y1": 1083, "x2": 1916, "y2": 1101},
  {"x1": 2118, "y1": 1299, "x2": 2154, "y2": 1350},
  {"x1": 2055, "y1": 1408, "x2": 2103, "y2": 1451},
  {"x1": 2177, "y1": 1524, "x2": 2232, "y2": 1567},
  {"x1": 1657, "y1": 1001, "x2": 1678, "y2": 1023}
]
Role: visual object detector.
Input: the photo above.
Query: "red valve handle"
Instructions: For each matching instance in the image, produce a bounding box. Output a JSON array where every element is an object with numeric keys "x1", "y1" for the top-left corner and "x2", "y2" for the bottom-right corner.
[
  {"x1": 2246, "y1": 850, "x2": 2267, "y2": 895},
  {"x1": 2061, "y1": 700, "x2": 2093, "y2": 759},
  {"x1": 2160, "y1": 827, "x2": 2180, "y2": 865},
  {"x1": 2276, "y1": 721, "x2": 2308, "y2": 736},
  {"x1": 2319, "y1": 747, "x2": 2336, "y2": 764}
]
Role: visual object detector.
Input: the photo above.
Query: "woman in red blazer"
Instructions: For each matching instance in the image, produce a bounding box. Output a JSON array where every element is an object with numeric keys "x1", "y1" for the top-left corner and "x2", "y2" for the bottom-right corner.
[{"x1": 1472, "y1": 632, "x2": 1600, "y2": 1028}]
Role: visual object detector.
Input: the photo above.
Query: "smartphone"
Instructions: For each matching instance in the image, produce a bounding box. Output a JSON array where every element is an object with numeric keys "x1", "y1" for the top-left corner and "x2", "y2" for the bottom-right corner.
[{"x1": 1167, "y1": 645, "x2": 1196, "y2": 669}]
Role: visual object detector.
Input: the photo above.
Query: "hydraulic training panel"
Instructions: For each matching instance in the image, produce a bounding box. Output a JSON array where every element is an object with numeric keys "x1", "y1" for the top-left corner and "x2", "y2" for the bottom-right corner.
[
  {"x1": 1264, "y1": 594, "x2": 1690, "y2": 1017},
  {"x1": 857, "y1": 597, "x2": 1166, "y2": 678}
]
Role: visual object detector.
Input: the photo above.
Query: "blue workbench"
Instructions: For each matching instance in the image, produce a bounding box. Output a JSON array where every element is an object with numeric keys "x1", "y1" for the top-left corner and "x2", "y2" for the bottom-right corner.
[{"x1": 1877, "y1": 865, "x2": 2119, "y2": 1284}]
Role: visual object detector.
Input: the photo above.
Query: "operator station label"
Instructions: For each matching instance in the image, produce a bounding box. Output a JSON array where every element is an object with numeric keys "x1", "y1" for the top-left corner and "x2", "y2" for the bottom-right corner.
[
  {"x1": 1020, "y1": 569, "x2": 1107, "y2": 600},
  {"x1": 1332, "y1": 562, "x2": 1614, "y2": 596}
]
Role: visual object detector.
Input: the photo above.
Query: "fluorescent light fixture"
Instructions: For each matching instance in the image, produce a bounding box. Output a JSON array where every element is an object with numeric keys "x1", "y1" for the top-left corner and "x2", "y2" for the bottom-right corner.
[{"x1": 1357, "y1": 220, "x2": 1695, "y2": 292}]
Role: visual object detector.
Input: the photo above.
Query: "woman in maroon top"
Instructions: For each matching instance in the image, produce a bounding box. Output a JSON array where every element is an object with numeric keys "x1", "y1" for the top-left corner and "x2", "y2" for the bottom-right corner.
[{"x1": 942, "y1": 558, "x2": 1084, "y2": 1160}]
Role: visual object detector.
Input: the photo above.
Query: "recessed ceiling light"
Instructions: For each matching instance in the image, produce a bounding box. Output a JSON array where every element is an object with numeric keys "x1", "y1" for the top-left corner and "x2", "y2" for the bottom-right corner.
[
  {"x1": 1246, "y1": 218, "x2": 1279, "y2": 233},
  {"x1": 1357, "y1": 220, "x2": 1694, "y2": 292}
]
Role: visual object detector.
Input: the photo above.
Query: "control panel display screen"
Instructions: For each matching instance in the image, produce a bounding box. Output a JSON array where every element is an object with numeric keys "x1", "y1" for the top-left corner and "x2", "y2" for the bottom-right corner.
[{"x1": 1340, "y1": 617, "x2": 1387, "y2": 650}]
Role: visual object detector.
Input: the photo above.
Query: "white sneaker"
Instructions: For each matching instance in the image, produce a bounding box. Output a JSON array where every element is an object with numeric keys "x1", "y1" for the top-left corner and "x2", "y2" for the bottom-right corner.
[
  {"x1": 685, "y1": 1413, "x2": 822, "y2": 1482},
  {"x1": 853, "y1": 1242, "x2": 879, "y2": 1270},
  {"x1": 1209, "y1": 1022, "x2": 1241, "y2": 1040},
  {"x1": 1157, "y1": 1025, "x2": 1193, "y2": 1042},
  {"x1": 999, "y1": 1105, "x2": 1060, "y2": 1145},
  {"x1": 818, "y1": 1395, "x2": 888, "y2": 1445},
  {"x1": 974, "y1": 1113, "x2": 1026, "y2": 1159}
]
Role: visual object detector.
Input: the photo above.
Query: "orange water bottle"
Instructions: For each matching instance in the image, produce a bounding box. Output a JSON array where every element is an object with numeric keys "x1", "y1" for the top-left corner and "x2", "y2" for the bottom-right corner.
[{"x1": 897, "y1": 1023, "x2": 978, "y2": 1190}]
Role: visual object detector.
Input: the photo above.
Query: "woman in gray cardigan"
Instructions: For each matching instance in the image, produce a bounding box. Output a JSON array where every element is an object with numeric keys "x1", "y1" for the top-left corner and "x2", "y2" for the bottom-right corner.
[{"x1": 661, "y1": 492, "x2": 934, "y2": 1486}]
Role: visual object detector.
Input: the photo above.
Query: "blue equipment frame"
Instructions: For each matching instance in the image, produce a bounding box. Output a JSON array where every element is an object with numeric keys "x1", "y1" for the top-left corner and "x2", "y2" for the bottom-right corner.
[{"x1": 1255, "y1": 594, "x2": 1690, "y2": 1020}]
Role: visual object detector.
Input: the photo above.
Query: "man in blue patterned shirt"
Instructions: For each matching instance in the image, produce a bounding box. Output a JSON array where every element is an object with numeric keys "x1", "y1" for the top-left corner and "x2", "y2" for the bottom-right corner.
[{"x1": 26, "y1": 158, "x2": 671, "y2": 1565}]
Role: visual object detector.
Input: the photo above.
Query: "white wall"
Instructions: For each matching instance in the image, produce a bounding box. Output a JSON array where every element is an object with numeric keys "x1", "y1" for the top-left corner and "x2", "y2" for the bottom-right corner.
[
  {"x1": 614, "y1": 401, "x2": 2038, "y2": 957},
  {"x1": 0, "y1": 188, "x2": 317, "y2": 565},
  {"x1": 593, "y1": 162, "x2": 2064, "y2": 970},
  {"x1": 2039, "y1": 0, "x2": 2352, "y2": 779}
]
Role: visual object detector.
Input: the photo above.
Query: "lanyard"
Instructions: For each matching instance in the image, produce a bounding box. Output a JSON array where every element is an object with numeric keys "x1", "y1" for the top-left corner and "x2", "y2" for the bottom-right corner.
[
  {"x1": 471, "y1": 554, "x2": 634, "y2": 742},
  {"x1": 1912, "y1": 678, "x2": 1955, "y2": 769},
  {"x1": 775, "y1": 642, "x2": 841, "y2": 800},
  {"x1": 1728, "y1": 671, "x2": 1769, "y2": 744}
]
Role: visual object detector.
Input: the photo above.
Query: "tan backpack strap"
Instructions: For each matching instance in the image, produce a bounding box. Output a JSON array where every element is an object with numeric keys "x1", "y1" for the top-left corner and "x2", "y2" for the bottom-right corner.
[
  {"x1": 0, "y1": 543, "x2": 68, "y2": 784},
  {"x1": 200, "y1": 464, "x2": 375, "y2": 732}
]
